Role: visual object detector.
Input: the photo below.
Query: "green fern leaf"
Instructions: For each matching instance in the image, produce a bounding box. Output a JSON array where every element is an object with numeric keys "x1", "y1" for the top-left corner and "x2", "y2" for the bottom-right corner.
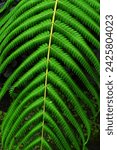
[{"x1": 0, "y1": 0, "x2": 100, "y2": 149}]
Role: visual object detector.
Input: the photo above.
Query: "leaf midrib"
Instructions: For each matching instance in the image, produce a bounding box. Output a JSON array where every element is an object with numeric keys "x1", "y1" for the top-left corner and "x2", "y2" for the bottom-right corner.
[{"x1": 40, "y1": 0, "x2": 58, "y2": 149}]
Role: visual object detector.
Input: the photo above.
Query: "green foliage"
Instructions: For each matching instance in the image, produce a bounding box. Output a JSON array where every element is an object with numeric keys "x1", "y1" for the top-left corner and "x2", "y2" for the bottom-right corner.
[
  {"x1": 0, "y1": 111, "x2": 5, "y2": 149},
  {"x1": 0, "y1": 0, "x2": 100, "y2": 149}
]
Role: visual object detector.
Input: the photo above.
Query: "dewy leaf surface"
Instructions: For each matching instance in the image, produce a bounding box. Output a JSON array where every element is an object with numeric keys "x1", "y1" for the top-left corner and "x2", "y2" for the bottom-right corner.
[{"x1": 0, "y1": 0, "x2": 100, "y2": 149}]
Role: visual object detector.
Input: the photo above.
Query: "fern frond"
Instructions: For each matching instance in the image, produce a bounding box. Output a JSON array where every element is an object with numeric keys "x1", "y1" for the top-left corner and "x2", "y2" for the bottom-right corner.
[
  {"x1": 0, "y1": 0, "x2": 100, "y2": 149},
  {"x1": 56, "y1": 9, "x2": 99, "y2": 49},
  {"x1": 58, "y1": 0, "x2": 99, "y2": 34}
]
